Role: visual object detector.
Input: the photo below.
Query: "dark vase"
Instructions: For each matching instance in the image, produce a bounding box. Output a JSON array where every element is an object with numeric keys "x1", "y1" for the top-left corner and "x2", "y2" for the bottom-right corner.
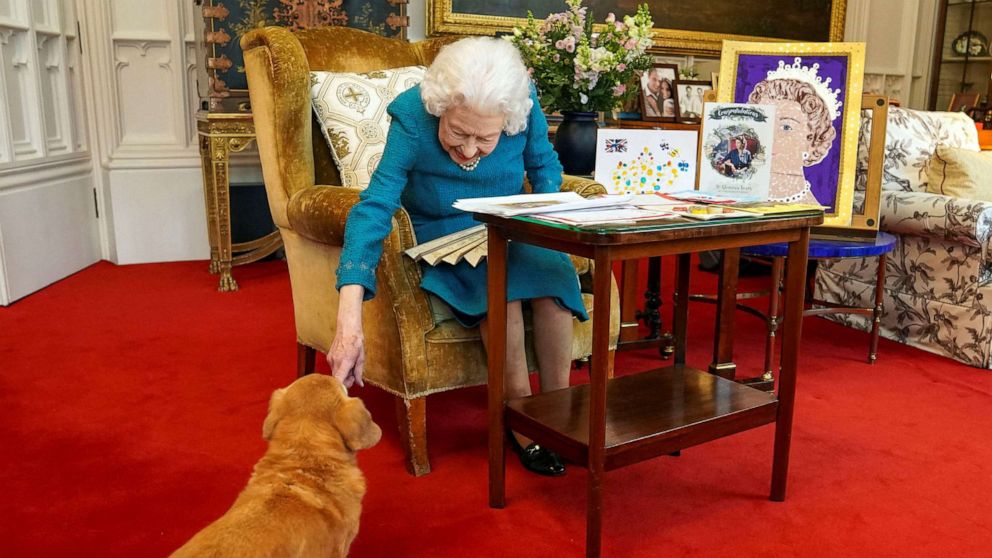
[{"x1": 553, "y1": 111, "x2": 598, "y2": 175}]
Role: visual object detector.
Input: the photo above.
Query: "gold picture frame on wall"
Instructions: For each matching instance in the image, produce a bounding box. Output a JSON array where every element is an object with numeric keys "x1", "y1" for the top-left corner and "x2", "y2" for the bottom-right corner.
[
  {"x1": 716, "y1": 41, "x2": 866, "y2": 230},
  {"x1": 427, "y1": 0, "x2": 847, "y2": 55}
]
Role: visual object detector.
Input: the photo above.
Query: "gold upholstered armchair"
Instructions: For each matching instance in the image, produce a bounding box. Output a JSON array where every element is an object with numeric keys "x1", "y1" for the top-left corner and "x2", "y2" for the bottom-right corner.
[{"x1": 241, "y1": 26, "x2": 620, "y2": 476}]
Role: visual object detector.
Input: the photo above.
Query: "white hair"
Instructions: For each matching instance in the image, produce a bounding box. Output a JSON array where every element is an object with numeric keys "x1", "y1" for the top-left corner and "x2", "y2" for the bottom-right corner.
[{"x1": 420, "y1": 37, "x2": 533, "y2": 135}]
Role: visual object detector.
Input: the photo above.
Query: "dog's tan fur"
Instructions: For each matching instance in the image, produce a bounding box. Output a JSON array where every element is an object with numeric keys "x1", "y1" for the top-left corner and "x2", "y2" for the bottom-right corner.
[{"x1": 171, "y1": 374, "x2": 382, "y2": 558}]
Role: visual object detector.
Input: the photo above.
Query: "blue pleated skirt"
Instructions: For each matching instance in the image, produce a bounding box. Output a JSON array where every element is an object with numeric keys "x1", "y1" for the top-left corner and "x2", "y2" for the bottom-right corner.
[{"x1": 419, "y1": 242, "x2": 589, "y2": 328}]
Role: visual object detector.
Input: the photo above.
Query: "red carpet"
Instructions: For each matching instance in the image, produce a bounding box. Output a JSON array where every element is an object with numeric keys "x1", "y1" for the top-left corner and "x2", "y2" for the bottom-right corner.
[{"x1": 2, "y1": 259, "x2": 991, "y2": 557}]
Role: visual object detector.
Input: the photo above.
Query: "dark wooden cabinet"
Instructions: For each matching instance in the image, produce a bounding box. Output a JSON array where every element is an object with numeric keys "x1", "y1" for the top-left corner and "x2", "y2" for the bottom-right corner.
[{"x1": 930, "y1": 0, "x2": 992, "y2": 112}]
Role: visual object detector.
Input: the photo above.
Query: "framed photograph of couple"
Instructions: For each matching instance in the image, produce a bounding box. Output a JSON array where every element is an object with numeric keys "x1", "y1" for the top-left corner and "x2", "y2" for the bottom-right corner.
[
  {"x1": 717, "y1": 40, "x2": 866, "y2": 229},
  {"x1": 674, "y1": 80, "x2": 713, "y2": 123},
  {"x1": 639, "y1": 63, "x2": 679, "y2": 121}
]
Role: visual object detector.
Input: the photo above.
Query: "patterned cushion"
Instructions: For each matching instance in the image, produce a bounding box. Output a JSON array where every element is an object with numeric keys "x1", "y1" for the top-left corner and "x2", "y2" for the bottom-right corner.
[
  {"x1": 879, "y1": 107, "x2": 979, "y2": 193},
  {"x1": 309, "y1": 66, "x2": 426, "y2": 189}
]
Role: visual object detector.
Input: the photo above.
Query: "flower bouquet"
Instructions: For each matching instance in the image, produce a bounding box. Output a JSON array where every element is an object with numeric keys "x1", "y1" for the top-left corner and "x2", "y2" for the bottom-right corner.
[{"x1": 509, "y1": 0, "x2": 655, "y2": 113}]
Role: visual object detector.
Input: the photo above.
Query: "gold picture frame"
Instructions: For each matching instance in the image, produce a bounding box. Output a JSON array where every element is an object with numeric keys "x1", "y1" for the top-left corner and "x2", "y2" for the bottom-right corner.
[
  {"x1": 427, "y1": 0, "x2": 847, "y2": 55},
  {"x1": 717, "y1": 41, "x2": 866, "y2": 230}
]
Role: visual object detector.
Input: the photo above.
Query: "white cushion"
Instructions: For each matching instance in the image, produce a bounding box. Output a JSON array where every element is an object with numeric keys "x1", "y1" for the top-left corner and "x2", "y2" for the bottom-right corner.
[{"x1": 309, "y1": 66, "x2": 426, "y2": 189}]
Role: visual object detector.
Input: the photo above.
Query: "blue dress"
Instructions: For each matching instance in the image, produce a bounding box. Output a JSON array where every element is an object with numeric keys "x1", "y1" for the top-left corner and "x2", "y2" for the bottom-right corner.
[{"x1": 335, "y1": 84, "x2": 588, "y2": 327}]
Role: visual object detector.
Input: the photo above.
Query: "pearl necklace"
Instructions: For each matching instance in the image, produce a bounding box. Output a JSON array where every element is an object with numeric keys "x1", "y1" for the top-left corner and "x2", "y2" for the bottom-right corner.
[
  {"x1": 769, "y1": 180, "x2": 813, "y2": 204},
  {"x1": 458, "y1": 157, "x2": 481, "y2": 172}
]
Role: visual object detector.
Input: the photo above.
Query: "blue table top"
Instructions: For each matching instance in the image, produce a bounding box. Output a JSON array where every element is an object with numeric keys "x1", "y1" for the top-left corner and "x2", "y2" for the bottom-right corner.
[{"x1": 743, "y1": 231, "x2": 898, "y2": 258}]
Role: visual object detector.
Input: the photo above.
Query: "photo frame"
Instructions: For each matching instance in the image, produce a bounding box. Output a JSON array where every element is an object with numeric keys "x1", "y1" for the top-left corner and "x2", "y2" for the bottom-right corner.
[
  {"x1": 674, "y1": 80, "x2": 713, "y2": 123},
  {"x1": 948, "y1": 91, "x2": 981, "y2": 113},
  {"x1": 639, "y1": 64, "x2": 679, "y2": 122},
  {"x1": 428, "y1": 1, "x2": 846, "y2": 55},
  {"x1": 717, "y1": 40, "x2": 866, "y2": 229}
]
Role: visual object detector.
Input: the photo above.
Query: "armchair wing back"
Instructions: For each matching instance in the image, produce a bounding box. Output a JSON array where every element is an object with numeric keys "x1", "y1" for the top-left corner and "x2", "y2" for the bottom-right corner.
[{"x1": 241, "y1": 26, "x2": 620, "y2": 475}]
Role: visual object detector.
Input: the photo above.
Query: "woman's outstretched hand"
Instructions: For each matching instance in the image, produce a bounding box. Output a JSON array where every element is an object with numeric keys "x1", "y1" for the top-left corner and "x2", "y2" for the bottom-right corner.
[{"x1": 329, "y1": 285, "x2": 366, "y2": 388}]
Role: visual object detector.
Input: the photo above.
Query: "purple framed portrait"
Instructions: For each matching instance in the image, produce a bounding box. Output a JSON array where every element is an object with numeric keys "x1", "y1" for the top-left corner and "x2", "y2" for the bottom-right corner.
[{"x1": 717, "y1": 42, "x2": 866, "y2": 229}]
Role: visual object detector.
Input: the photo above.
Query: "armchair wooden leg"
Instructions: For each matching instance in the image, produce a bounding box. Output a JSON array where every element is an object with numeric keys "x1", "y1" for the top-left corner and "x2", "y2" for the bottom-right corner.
[
  {"x1": 607, "y1": 349, "x2": 616, "y2": 379},
  {"x1": 395, "y1": 396, "x2": 431, "y2": 476},
  {"x1": 296, "y1": 343, "x2": 316, "y2": 378}
]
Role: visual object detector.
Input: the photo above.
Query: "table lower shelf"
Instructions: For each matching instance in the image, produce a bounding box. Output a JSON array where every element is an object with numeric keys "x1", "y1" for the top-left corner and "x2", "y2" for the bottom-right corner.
[{"x1": 506, "y1": 365, "x2": 779, "y2": 471}]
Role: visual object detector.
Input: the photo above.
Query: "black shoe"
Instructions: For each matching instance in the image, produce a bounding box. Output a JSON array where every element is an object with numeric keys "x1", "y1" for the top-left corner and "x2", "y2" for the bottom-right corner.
[{"x1": 506, "y1": 429, "x2": 565, "y2": 477}]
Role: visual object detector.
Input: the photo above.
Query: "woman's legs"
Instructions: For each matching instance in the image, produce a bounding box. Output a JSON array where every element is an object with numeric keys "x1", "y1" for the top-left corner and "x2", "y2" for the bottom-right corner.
[
  {"x1": 480, "y1": 298, "x2": 571, "y2": 476},
  {"x1": 479, "y1": 300, "x2": 530, "y2": 399},
  {"x1": 530, "y1": 297, "x2": 574, "y2": 393},
  {"x1": 479, "y1": 298, "x2": 573, "y2": 396}
]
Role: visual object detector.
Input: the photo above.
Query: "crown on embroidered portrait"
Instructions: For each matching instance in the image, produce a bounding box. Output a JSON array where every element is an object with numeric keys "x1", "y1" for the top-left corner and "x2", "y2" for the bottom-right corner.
[{"x1": 765, "y1": 57, "x2": 843, "y2": 121}]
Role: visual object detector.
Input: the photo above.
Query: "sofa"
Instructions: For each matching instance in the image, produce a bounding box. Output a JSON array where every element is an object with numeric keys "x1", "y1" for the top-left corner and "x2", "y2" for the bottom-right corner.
[{"x1": 816, "y1": 106, "x2": 992, "y2": 367}]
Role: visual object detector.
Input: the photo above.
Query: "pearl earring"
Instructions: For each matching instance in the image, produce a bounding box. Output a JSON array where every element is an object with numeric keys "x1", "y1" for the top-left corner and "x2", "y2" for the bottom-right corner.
[{"x1": 802, "y1": 151, "x2": 809, "y2": 160}]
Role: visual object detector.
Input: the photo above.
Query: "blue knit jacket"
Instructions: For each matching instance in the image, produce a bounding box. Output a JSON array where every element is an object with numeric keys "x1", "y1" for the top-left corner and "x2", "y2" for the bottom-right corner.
[{"x1": 336, "y1": 84, "x2": 563, "y2": 299}]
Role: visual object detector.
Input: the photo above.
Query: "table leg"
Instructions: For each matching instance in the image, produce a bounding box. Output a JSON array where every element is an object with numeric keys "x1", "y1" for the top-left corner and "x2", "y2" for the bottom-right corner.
[
  {"x1": 198, "y1": 135, "x2": 221, "y2": 275},
  {"x1": 636, "y1": 256, "x2": 663, "y2": 340},
  {"x1": 586, "y1": 247, "x2": 613, "y2": 558},
  {"x1": 205, "y1": 136, "x2": 238, "y2": 292},
  {"x1": 709, "y1": 248, "x2": 740, "y2": 380},
  {"x1": 763, "y1": 256, "x2": 785, "y2": 383},
  {"x1": 673, "y1": 253, "x2": 690, "y2": 366},
  {"x1": 771, "y1": 228, "x2": 810, "y2": 502},
  {"x1": 487, "y1": 225, "x2": 508, "y2": 509},
  {"x1": 869, "y1": 253, "x2": 887, "y2": 364}
]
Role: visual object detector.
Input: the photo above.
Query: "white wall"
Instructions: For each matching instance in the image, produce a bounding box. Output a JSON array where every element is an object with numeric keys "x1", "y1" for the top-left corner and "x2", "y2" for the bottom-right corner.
[
  {"x1": 78, "y1": 0, "x2": 208, "y2": 265},
  {"x1": 407, "y1": 1, "x2": 425, "y2": 41},
  {"x1": 847, "y1": 0, "x2": 939, "y2": 109},
  {"x1": 0, "y1": 0, "x2": 99, "y2": 305}
]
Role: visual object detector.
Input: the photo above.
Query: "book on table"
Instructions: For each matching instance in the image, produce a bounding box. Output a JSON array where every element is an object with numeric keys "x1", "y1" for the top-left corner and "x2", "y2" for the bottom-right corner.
[
  {"x1": 409, "y1": 193, "x2": 663, "y2": 266},
  {"x1": 405, "y1": 191, "x2": 825, "y2": 267}
]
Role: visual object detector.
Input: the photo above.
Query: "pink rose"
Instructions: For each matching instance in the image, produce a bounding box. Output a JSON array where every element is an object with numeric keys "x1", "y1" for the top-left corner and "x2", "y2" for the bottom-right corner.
[
  {"x1": 564, "y1": 36, "x2": 576, "y2": 53},
  {"x1": 613, "y1": 84, "x2": 626, "y2": 95},
  {"x1": 617, "y1": 63, "x2": 626, "y2": 72},
  {"x1": 555, "y1": 39, "x2": 565, "y2": 50},
  {"x1": 605, "y1": 13, "x2": 616, "y2": 24},
  {"x1": 625, "y1": 38, "x2": 637, "y2": 50},
  {"x1": 553, "y1": 53, "x2": 560, "y2": 62}
]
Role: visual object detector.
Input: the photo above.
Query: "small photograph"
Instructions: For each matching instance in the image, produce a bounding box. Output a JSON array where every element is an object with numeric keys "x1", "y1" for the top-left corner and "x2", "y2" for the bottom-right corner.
[
  {"x1": 710, "y1": 132, "x2": 763, "y2": 179},
  {"x1": 948, "y1": 91, "x2": 980, "y2": 113},
  {"x1": 675, "y1": 80, "x2": 713, "y2": 123},
  {"x1": 639, "y1": 63, "x2": 679, "y2": 121}
]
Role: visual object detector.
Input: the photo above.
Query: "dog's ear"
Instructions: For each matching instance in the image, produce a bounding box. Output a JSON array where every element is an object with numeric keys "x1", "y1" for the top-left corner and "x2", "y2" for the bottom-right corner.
[
  {"x1": 262, "y1": 388, "x2": 287, "y2": 441},
  {"x1": 334, "y1": 398, "x2": 382, "y2": 451}
]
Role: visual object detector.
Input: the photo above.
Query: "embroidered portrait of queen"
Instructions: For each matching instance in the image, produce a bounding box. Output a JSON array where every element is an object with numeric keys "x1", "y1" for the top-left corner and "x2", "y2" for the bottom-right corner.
[{"x1": 718, "y1": 42, "x2": 866, "y2": 229}]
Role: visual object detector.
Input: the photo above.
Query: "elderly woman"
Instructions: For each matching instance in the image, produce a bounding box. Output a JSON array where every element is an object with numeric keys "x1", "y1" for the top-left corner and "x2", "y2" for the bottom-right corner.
[{"x1": 328, "y1": 37, "x2": 587, "y2": 477}]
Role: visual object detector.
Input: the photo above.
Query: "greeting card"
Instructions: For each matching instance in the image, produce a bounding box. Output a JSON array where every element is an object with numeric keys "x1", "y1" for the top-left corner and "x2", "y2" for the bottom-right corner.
[
  {"x1": 594, "y1": 129, "x2": 698, "y2": 195},
  {"x1": 697, "y1": 103, "x2": 776, "y2": 200}
]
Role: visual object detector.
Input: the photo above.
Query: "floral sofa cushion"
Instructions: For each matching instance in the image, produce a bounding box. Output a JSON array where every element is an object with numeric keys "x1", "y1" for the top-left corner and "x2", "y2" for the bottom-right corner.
[
  {"x1": 857, "y1": 106, "x2": 979, "y2": 194},
  {"x1": 875, "y1": 107, "x2": 979, "y2": 192}
]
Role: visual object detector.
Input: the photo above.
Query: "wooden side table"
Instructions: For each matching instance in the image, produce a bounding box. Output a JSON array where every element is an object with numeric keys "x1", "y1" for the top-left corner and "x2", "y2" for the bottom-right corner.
[
  {"x1": 480, "y1": 213, "x2": 821, "y2": 558},
  {"x1": 196, "y1": 111, "x2": 283, "y2": 292}
]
